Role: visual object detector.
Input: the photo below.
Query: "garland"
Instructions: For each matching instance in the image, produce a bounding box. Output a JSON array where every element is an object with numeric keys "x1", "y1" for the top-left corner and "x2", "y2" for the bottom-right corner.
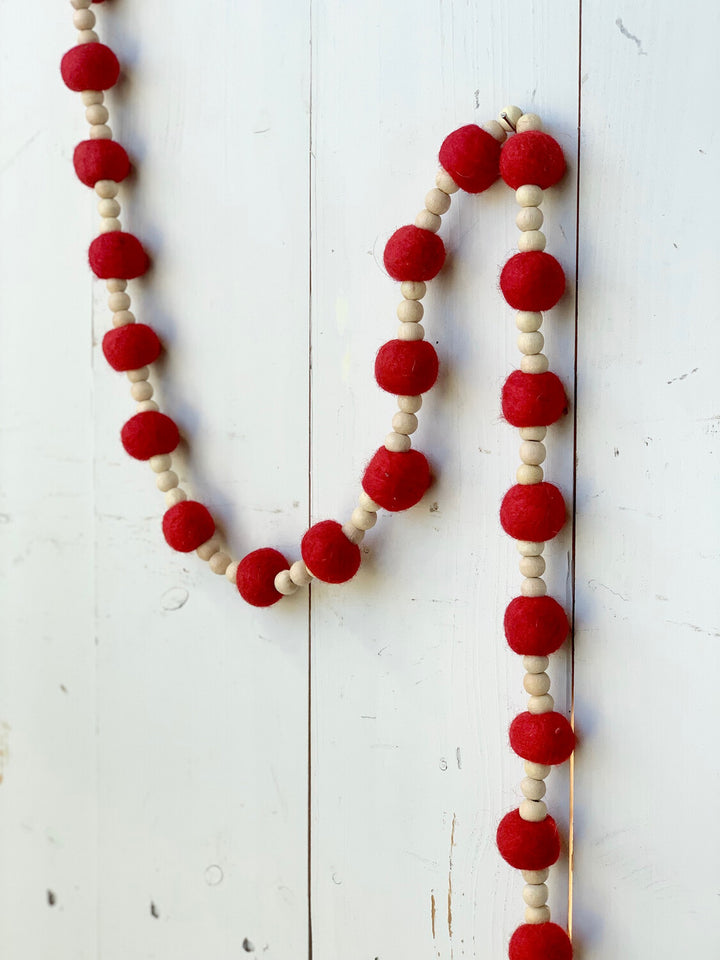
[{"x1": 61, "y1": 3, "x2": 576, "y2": 957}]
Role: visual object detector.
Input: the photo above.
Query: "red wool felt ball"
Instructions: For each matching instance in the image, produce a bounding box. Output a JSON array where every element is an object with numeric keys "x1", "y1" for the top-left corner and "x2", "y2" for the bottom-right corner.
[
  {"x1": 102, "y1": 324, "x2": 162, "y2": 372},
  {"x1": 504, "y1": 596, "x2": 569, "y2": 656},
  {"x1": 500, "y1": 483, "x2": 566, "y2": 542},
  {"x1": 162, "y1": 500, "x2": 215, "y2": 553},
  {"x1": 501, "y1": 370, "x2": 567, "y2": 428},
  {"x1": 496, "y1": 809, "x2": 561, "y2": 870},
  {"x1": 509, "y1": 923, "x2": 573, "y2": 960},
  {"x1": 375, "y1": 340, "x2": 439, "y2": 396},
  {"x1": 60, "y1": 43, "x2": 120, "y2": 92},
  {"x1": 500, "y1": 252, "x2": 565, "y2": 312},
  {"x1": 383, "y1": 225, "x2": 446, "y2": 282},
  {"x1": 120, "y1": 411, "x2": 179, "y2": 461},
  {"x1": 438, "y1": 124, "x2": 501, "y2": 193},
  {"x1": 236, "y1": 548, "x2": 290, "y2": 607},
  {"x1": 89, "y1": 231, "x2": 149, "y2": 280},
  {"x1": 500, "y1": 130, "x2": 566, "y2": 191},
  {"x1": 509, "y1": 711, "x2": 576, "y2": 765},
  {"x1": 301, "y1": 520, "x2": 361, "y2": 584},
  {"x1": 362, "y1": 447, "x2": 431, "y2": 512},
  {"x1": 73, "y1": 140, "x2": 131, "y2": 188}
]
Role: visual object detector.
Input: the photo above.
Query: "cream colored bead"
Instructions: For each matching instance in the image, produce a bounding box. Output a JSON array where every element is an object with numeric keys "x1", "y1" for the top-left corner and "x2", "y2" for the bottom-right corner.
[
  {"x1": 106, "y1": 278, "x2": 126, "y2": 292},
  {"x1": 156, "y1": 471, "x2": 179, "y2": 493},
  {"x1": 518, "y1": 230, "x2": 546, "y2": 252},
  {"x1": 516, "y1": 113, "x2": 543, "y2": 133},
  {"x1": 71, "y1": 0, "x2": 92, "y2": 8},
  {"x1": 397, "y1": 299, "x2": 424, "y2": 323},
  {"x1": 149, "y1": 454, "x2": 172, "y2": 473},
  {"x1": 81, "y1": 90, "x2": 103, "y2": 105},
  {"x1": 435, "y1": 167, "x2": 459, "y2": 194},
  {"x1": 289, "y1": 560, "x2": 313, "y2": 586},
  {"x1": 524, "y1": 672, "x2": 551, "y2": 696},
  {"x1": 385, "y1": 432, "x2": 411, "y2": 453},
  {"x1": 126, "y1": 366, "x2": 148, "y2": 383},
  {"x1": 341, "y1": 522, "x2": 365, "y2": 545},
  {"x1": 523, "y1": 883, "x2": 549, "y2": 908},
  {"x1": 351, "y1": 506, "x2": 377, "y2": 531},
  {"x1": 522, "y1": 868, "x2": 549, "y2": 884},
  {"x1": 523, "y1": 655, "x2": 549, "y2": 674},
  {"x1": 397, "y1": 322, "x2": 424, "y2": 341},
  {"x1": 225, "y1": 560, "x2": 240, "y2": 584},
  {"x1": 76, "y1": 31, "x2": 99, "y2": 44},
  {"x1": 85, "y1": 103, "x2": 108, "y2": 125},
  {"x1": 99, "y1": 218, "x2": 122, "y2": 233},
  {"x1": 196, "y1": 538, "x2": 221, "y2": 561},
  {"x1": 521, "y1": 577, "x2": 547, "y2": 597},
  {"x1": 424, "y1": 187, "x2": 451, "y2": 215},
  {"x1": 209, "y1": 552, "x2": 232, "y2": 576},
  {"x1": 518, "y1": 331, "x2": 545, "y2": 355},
  {"x1": 516, "y1": 184, "x2": 544, "y2": 207},
  {"x1": 519, "y1": 554, "x2": 546, "y2": 578},
  {"x1": 274, "y1": 569, "x2": 298, "y2": 595},
  {"x1": 519, "y1": 426, "x2": 547, "y2": 441},
  {"x1": 131, "y1": 380, "x2": 153, "y2": 402},
  {"x1": 524, "y1": 761, "x2": 551, "y2": 780},
  {"x1": 525, "y1": 906, "x2": 551, "y2": 925},
  {"x1": 401, "y1": 281, "x2": 426, "y2": 300},
  {"x1": 165, "y1": 488, "x2": 187, "y2": 507},
  {"x1": 516, "y1": 311, "x2": 543, "y2": 332},
  {"x1": 415, "y1": 210, "x2": 441, "y2": 233},
  {"x1": 498, "y1": 105, "x2": 523, "y2": 131},
  {"x1": 516, "y1": 463, "x2": 543, "y2": 485},
  {"x1": 397, "y1": 395, "x2": 422, "y2": 414},
  {"x1": 519, "y1": 799, "x2": 547, "y2": 822},
  {"x1": 108, "y1": 291, "x2": 131, "y2": 312},
  {"x1": 528, "y1": 694, "x2": 555, "y2": 714},
  {"x1": 113, "y1": 310, "x2": 135, "y2": 327},
  {"x1": 521, "y1": 353, "x2": 549, "y2": 374},
  {"x1": 98, "y1": 198, "x2": 121, "y2": 218},
  {"x1": 482, "y1": 120, "x2": 507, "y2": 142},
  {"x1": 516, "y1": 207, "x2": 544, "y2": 232},
  {"x1": 358, "y1": 490, "x2": 380, "y2": 512},
  {"x1": 520, "y1": 776, "x2": 547, "y2": 801},
  {"x1": 516, "y1": 540, "x2": 545, "y2": 556},
  {"x1": 391, "y1": 412, "x2": 418, "y2": 435},
  {"x1": 520, "y1": 440, "x2": 546, "y2": 465},
  {"x1": 95, "y1": 180, "x2": 119, "y2": 199},
  {"x1": 89, "y1": 124, "x2": 112, "y2": 140},
  {"x1": 136, "y1": 400, "x2": 158, "y2": 413}
]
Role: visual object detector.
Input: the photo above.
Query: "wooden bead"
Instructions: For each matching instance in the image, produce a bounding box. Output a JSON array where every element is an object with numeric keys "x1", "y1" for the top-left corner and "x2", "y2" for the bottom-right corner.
[
  {"x1": 520, "y1": 776, "x2": 547, "y2": 801},
  {"x1": 424, "y1": 187, "x2": 451, "y2": 215},
  {"x1": 391, "y1": 411, "x2": 418, "y2": 435},
  {"x1": 81, "y1": 90, "x2": 104, "y2": 105},
  {"x1": 95, "y1": 179, "x2": 119, "y2": 199},
  {"x1": 523, "y1": 883, "x2": 549, "y2": 907},
  {"x1": 98, "y1": 197, "x2": 120, "y2": 218},
  {"x1": 519, "y1": 554, "x2": 546, "y2": 578},
  {"x1": 99, "y1": 218, "x2": 122, "y2": 233},
  {"x1": 522, "y1": 868, "x2": 549, "y2": 884},
  {"x1": 525, "y1": 906, "x2": 551, "y2": 925},
  {"x1": 196, "y1": 538, "x2": 221, "y2": 561},
  {"x1": 165, "y1": 488, "x2": 187, "y2": 507},
  {"x1": 397, "y1": 322, "x2": 424, "y2": 341},
  {"x1": 209, "y1": 552, "x2": 232, "y2": 576},
  {"x1": 130, "y1": 380, "x2": 153, "y2": 402},
  {"x1": 528, "y1": 694, "x2": 555, "y2": 714},
  {"x1": 156, "y1": 470, "x2": 179, "y2": 492},
  {"x1": 397, "y1": 299, "x2": 424, "y2": 323},
  {"x1": 521, "y1": 577, "x2": 547, "y2": 598},
  {"x1": 519, "y1": 440, "x2": 546, "y2": 465},
  {"x1": 225, "y1": 560, "x2": 240, "y2": 583},
  {"x1": 89, "y1": 124, "x2": 113, "y2": 140},
  {"x1": 523, "y1": 655, "x2": 549, "y2": 674},
  {"x1": 482, "y1": 120, "x2": 507, "y2": 142},
  {"x1": 519, "y1": 426, "x2": 547, "y2": 441},
  {"x1": 519, "y1": 799, "x2": 547, "y2": 822},
  {"x1": 516, "y1": 540, "x2": 545, "y2": 556},
  {"x1": 516, "y1": 113, "x2": 543, "y2": 133},
  {"x1": 401, "y1": 281, "x2": 426, "y2": 300},
  {"x1": 113, "y1": 310, "x2": 136, "y2": 327},
  {"x1": 274, "y1": 569, "x2": 299, "y2": 594},
  {"x1": 77, "y1": 31, "x2": 99, "y2": 44},
  {"x1": 73, "y1": 9, "x2": 96, "y2": 30},
  {"x1": 358, "y1": 490, "x2": 380, "y2": 512},
  {"x1": 498, "y1": 105, "x2": 523, "y2": 131},
  {"x1": 524, "y1": 761, "x2": 551, "y2": 780},
  {"x1": 351, "y1": 506, "x2": 377, "y2": 530},
  {"x1": 106, "y1": 278, "x2": 126, "y2": 292},
  {"x1": 521, "y1": 354, "x2": 549, "y2": 374},
  {"x1": 85, "y1": 103, "x2": 108, "y2": 125},
  {"x1": 341, "y1": 522, "x2": 365, "y2": 545},
  {"x1": 149, "y1": 454, "x2": 172, "y2": 473},
  {"x1": 136, "y1": 400, "x2": 158, "y2": 413},
  {"x1": 516, "y1": 464, "x2": 544, "y2": 485},
  {"x1": 289, "y1": 560, "x2": 313, "y2": 586},
  {"x1": 516, "y1": 184, "x2": 544, "y2": 207},
  {"x1": 518, "y1": 230, "x2": 547, "y2": 252},
  {"x1": 71, "y1": 0, "x2": 92, "y2": 7},
  {"x1": 108, "y1": 291, "x2": 131, "y2": 312},
  {"x1": 516, "y1": 207, "x2": 544, "y2": 232},
  {"x1": 397, "y1": 395, "x2": 422, "y2": 414},
  {"x1": 415, "y1": 209, "x2": 442, "y2": 233},
  {"x1": 435, "y1": 167, "x2": 459, "y2": 194},
  {"x1": 385, "y1": 432, "x2": 411, "y2": 453},
  {"x1": 524, "y1": 672, "x2": 551, "y2": 696},
  {"x1": 518, "y1": 331, "x2": 545, "y2": 355},
  {"x1": 126, "y1": 366, "x2": 149, "y2": 383},
  {"x1": 516, "y1": 311, "x2": 543, "y2": 332}
]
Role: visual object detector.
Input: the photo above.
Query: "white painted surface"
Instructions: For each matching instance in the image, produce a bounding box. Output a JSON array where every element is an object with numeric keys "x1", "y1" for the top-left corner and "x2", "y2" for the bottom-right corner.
[{"x1": 0, "y1": 2, "x2": 717, "y2": 959}]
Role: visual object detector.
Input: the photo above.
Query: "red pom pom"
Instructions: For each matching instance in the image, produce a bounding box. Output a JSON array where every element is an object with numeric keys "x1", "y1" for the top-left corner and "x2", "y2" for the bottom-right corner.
[
  {"x1": 383, "y1": 225, "x2": 446, "y2": 281},
  {"x1": 120, "y1": 411, "x2": 179, "y2": 460},
  {"x1": 509, "y1": 923, "x2": 573, "y2": 960},
  {"x1": 504, "y1": 596, "x2": 569, "y2": 656},
  {"x1": 500, "y1": 131, "x2": 566, "y2": 191},
  {"x1": 497, "y1": 809, "x2": 561, "y2": 870},
  {"x1": 500, "y1": 252, "x2": 565, "y2": 312},
  {"x1": 89, "y1": 232, "x2": 149, "y2": 280},
  {"x1": 502, "y1": 371, "x2": 567, "y2": 427},
  {"x1": 375, "y1": 340, "x2": 439, "y2": 395},
  {"x1": 301, "y1": 520, "x2": 361, "y2": 584},
  {"x1": 102, "y1": 324, "x2": 161, "y2": 372},
  {"x1": 162, "y1": 500, "x2": 215, "y2": 553},
  {"x1": 362, "y1": 447, "x2": 431, "y2": 512},
  {"x1": 73, "y1": 140, "x2": 130, "y2": 188},
  {"x1": 500, "y1": 483, "x2": 566, "y2": 542},
  {"x1": 236, "y1": 548, "x2": 290, "y2": 607},
  {"x1": 60, "y1": 43, "x2": 120, "y2": 92},
  {"x1": 438, "y1": 124, "x2": 501, "y2": 193},
  {"x1": 509, "y1": 711, "x2": 576, "y2": 765}
]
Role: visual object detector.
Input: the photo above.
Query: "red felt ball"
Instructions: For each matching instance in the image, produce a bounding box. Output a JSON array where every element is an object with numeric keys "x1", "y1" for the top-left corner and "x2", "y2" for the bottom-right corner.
[
  {"x1": 500, "y1": 483, "x2": 566, "y2": 542},
  {"x1": 236, "y1": 548, "x2": 290, "y2": 607},
  {"x1": 60, "y1": 43, "x2": 120, "y2": 92},
  {"x1": 89, "y1": 232, "x2": 149, "y2": 279},
  {"x1": 162, "y1": 500, "x2": 215, "y2": 553},
  {"x1": 120, "y1": 411, "x2": 179, "y2": 461},
  {"x1": 501, "y1": 370, "x2": 567, "y2": 427},
  {"x1": 383, "y1": 225, "x2": 446, "y2": 281},
  {"x1": 509, "y1": 711, "x2": 576, "y2": 765},
  {"x1": 375, "y1": 340, "x2": 439, "y2": 396},
  {"x1": 438, "y1": 124, "x2": 501, "y2": 193},
  {"x1": 509, "y1": 923, "x2": 573, "y2": 960},
  {"x1": 496, "y1": 809, "x2": 561, "y2": 870},
  {"x1": 102, "y1": 324, "x2": 162, "y2": 372},
  {"x1": 504, "y1": 596, "x2": 569, "y2": 656},
  {"x1": 301, "y1": 520, "x2": 361, "y2": 584},
  {"x1": 500, "y1": 252, "x2": 565, "y2": 312},
  {"x1": 500, "y1": 131, "x2": 566, "y2": 191},
  {"x1": 73, "y1": 140, "x2": 131, "y2": 188},
  {"x1": 362, "y1": 447, "x2": 431, "y2": 512}
]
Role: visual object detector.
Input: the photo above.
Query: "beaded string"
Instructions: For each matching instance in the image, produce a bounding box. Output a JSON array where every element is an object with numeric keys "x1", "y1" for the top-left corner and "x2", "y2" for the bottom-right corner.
[{"x1": 62, "y1": 4, "x2": 575, "y2": 956}]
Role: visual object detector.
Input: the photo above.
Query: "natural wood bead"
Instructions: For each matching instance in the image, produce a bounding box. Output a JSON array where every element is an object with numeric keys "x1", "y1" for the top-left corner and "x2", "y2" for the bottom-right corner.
[
  {"x1": 525, "y1": 906, "x2": 551, "y2": 925},
  {"x1": 520, "y1": 776, "x2": 547, "y2": 801},
  {"x1": 482, "y1": 120, "x2": 507, "y2": 142},
  {"x1": 350, "y1": 506, "x2": 377, "y2": 531},
  {"x1": 358, "y1": 490, "x2": 380, "y2": 512},
  {"x1": 523, "y1": 883, "x2": 549, "y2": 908},
  {"x1": 519, "y1": 554, "x2": 546, "y2": 578},
  {"x1": 108, "y1": 291, "x2": 131, "y2": 312},
  {"x1": 149, "y1": 454, "x2": 172, "y2": 473},
  {"x1": 131, "y1": 380, "x2": 153, "y2": 402},
  {"x1": 71, "y1": 0, "x2": 92, "y2": 8},
  {"x1": 435, "y1": 167, "x2": 459, "y2": 194},
  {"x1": 385, "y1": 432, "x2": 411, "y2": 453},
  {"x1": 523, "y1": 655, "x2": 549, "y2": 674},
  {"x1": 165, "y1": 488, "x2": 187, "y2": 507},
  {"x1": 528, "y1": 694, "x2": 555, "y2": 714},
  {"x1": 522, "y1": 868, "x2": 549, "y2": 884},
  {"x1": 520, "y1": 440, "x2": 546, "y2": 465},
  {"x1": 415, "y1": 209, "x2": 441, "y2": 233},
  {"x1": 341, "y1": 522, "x2": 365, "y2": 545},
  {"x1": 397, "y1": 322, "x2": 424, "y2": 341},
  {"x1": 113, "y1": 310, "x2": 136, "y2": 327},
  {"x1": 518, "y1": 230, "x2": 547, "y2": 252},
  {"x1": 81, "y1": 90, "x2": 104, "y2": 105},
  {"x1": 401, "y1": 281, "x2": 426, "y2": 300},
  {"x1": 156, "y1": 470, "x2": 179, "y2": 493},
  {"x1": 521, "y1": 353, "x2": 549, "y2": 374},
  {"x1": 98, "y1": 197, "x2": 120, "y2": 218},
  {"x1": 516, "y1": 113, "x2": 543, "y2": 133},
  {"x1": 524, "y1": 672, "x2": 551, "y2": 696},
  {"x1": 424, "y1": 187, "x2": 451, "y2": 215},
  {"x1": 519, "y1": 426, "x2": 547, "y2": 441},
  {"x1": 126, "y1": 366, "x2": 149, "y2": 382},
  {"x1": 89, "y1": 124, "x2": 113, "y2": 140},
  {"x1": 85, "y1": 103, "x2": 108, "y2": 125},
  {"x1": 225, "y1": 560, "x2": 240, "y2": 584},
  {"x1": 516, "y1": 540, "x2": 545, "y2": 556},
  {"x1": 289, "y1": 560, "x2": 313, "y2": 586},
  {"x1": 391, "y1": 411, "x2": 418, "y2": 435},
  {"x1": 498, "y1": 105, "x2": 523, "y2": 131},
  {"x1": 397, "y1": 299, "x2": 424, "y2": 323},
  {"x1": 99, "y1": 218, "x2": 122, "y2": 233},
  {"x1": 516, "y1": 207, "x2": 544, "y2": 232},
  {"x1": 196, "y1": 538, "x2": 221, "y2": 561},
  {"x1": 136, "y1": 400, "x2": 158, "y2": 413},
  {"x1": 95, "y1": 179, "x2": 119, "y2": 199},
  {"x1": 106, "y1": 278, "x2": 126, "y2": 292},
  {"x1": 516, "y1": 311, "x2": 543, "y2": 332},
  {"x1": 518, "y1": 331, "x2": 545, "y2": 355},
  {"x1": 516, "y1": 463, "x2": 543, "y2": 485},
  {"x1": 397, "y1": 395, "x2": 422, "y2": 414},
  {"x1": 209, "y1": 552, "x2": 232, "y2": 576},
  {"x1": 77, "y1": 31, "x2": 99, "y2": 44},
  {"x1": 516, "y1": 184, "x2": 544, "y2": 207},
  {"x1": 519, "y1": 799, "x2": 547, "y2": 822},
  {"x1": 521, "y1": 577, "x2": 547, "y2": 597},
  {"x1": 524, "y1": 761, "x2": 551, "y2": 780},
  {"x1": 274, "y1": 569, "x2": 298, "y2": 595}
]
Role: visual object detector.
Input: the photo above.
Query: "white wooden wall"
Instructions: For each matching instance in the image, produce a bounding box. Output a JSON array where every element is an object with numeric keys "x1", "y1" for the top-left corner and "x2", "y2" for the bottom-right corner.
[{"x1": 0, "y1": 1, "x2": 717, "y2": 957}]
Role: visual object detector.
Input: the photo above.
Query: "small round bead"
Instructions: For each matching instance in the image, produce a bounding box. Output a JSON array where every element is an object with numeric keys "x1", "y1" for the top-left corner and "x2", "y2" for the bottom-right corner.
[
  {"x1": 99, "y1": 218, "x2": 122, "y2": 233},
  {"x1": 85, "y1": 103, "x2": 108, "y2": 125},
  {"x1": 435, "y1": 167, "x2": 459, "y2": 194},
  {"x1": 71, "y1": 0, "x2": 92, "y2": 8},
  {"x1": 149, "y1": 454, "x2": 172, "y2": 473},
  {"x1": 113, "y1": 311, "x2": 135, "y2": 327},
  {"x1": 522, "y1": 868, "x2": 550, "y2": 884},
  {"x1": 89, "y1": 124, "x2": 112, "y2": 140},
  {"x1": 130, "y1": 380, "x2": 153, "y2": 402},
  {"x1": 397, "y1": 322, "x2": 425, "y2": 342},
  {"x1": 516, "y1": 113, "x2": 544, "y2": 133},
  {"x1": 136, "y1": 400, "x2": 158, "y2": 413},
  {"x1": 519, "y1": 799, "x2": 547, "y2": 822},
  {"x1": 415, "y1": 209, "x2": 442, "y2": 233},
  {"x1": 498, "y1": 105, "x2": 523, "y2": 131},
  {"x1": 518, "y1": 230, "x2": 547, "y2": 252},
  {"x1": 516, "y1": 464, "x2": 544, "y2": 485},
  {"x1": 401, "y1": 281, "x2": 427, "y2": 300},
  {"x1": 518, "y1": 332, "x2": 545, "y2": 355},
  {"x1": 108, "y1": 291, "x2": 131, "y2": 312},
  {"x1": 516, "y1": 207, "x2": 544, "y2": 232},
  {"x1": 81, "y1": 90, "x2": 103, "y2": 105},
  {"x1": 274, "y1": 568, "x2": 299, "y2": 595},
  {"x1": 521, "y1": 354, "x2": 550, "y2": 374},
  {"x1": 341, "y1": 522, "x2": 365, "y2": 545},
  {"x1": 391, "y1": 411, "x2": 418, "y2": 435},
  {"x1": 225, "y1": 560, "x2": 240, "y2": 583},
  {"x1": 519, "y1": 426, "x2": 547, "y2": 441},
  {"x1": 289, "y1": 560, "x2": 313, "y2": 586},
  {"x1": 156, "y1": 470, "x2": 179, "y2": 493},
  {"x1": 209, "y1": 552, "x2": 232, "y2": 576},
  {"x1": 126, "y1": 367, "x2": 149, "y2": 383},
  {"x1": 524, "y1": 761, "x2": 551, "y2": 780},
  {"x1": 397, "y1": 299, "x2": 424, "y2": 323},
  {"x1": 516, "y1": 311, "x2": 543, "y2": 332},
  {"x1": 76, "y1": 31, "x2": 99, "y2": 44},
  {"x1": 528, "y1": 694, "x2": 555, "y2": 714},
  {"x1": 358, "y1": 490, "x2": 380, "y2": 512},
  {"x1": 397, "y1": 395, "x2": 422, "y2": 414},
  {"x1": 520, "y1": 776, "x2": 547, "y2": 801},
  {"x1": 424, "y1": 187, "x2": 451, "y2": 215},
  {"x1": 385, "y1": 432, "x2": 412, "y2": 453},
  {"x1": 521, "y1": 578, "x2": 547, "y2": 598},
  {"x1": 523, "y1": 882, "x2": 549, "y2": 908},
  {"x1": 350, "y1": 506, "x2": 377, "y2": 531},
  {"x1": 95, "y1": 179, "x2": 119, "y2": 198},
  {"x1": 106, "y1": 278, "x2": 127, "y2": 293},
  {"x1": 73, "y1": 8, "x2": 96, "y2": 29},
  {"x1": 165, "y1": 488, "x2": 187, "y2": 507},
  {"x1": 523, "y1": 655, "x2": 550, "y2": 674},
  {"x1": 520, "y1": 440, "x2": 546, "y2": 465},
  {"x1": 519, "y1": 555, "x2": 546, "y2": 579},
  {"x1": 524, "y1": 672, "x2": 551, "y2": 696},
  {"x1": 98, "y1": 198, "x2": 120, "y2": 218},
  {"x1": 196, "y1": 538, "x2": 221, "y2": 561},
  {"x1": 516, "y1": 540, "x2": 545, "y2": 556},
  {"x1": 516, "y1": 185, "x2": 544, "y2": 207},
  {"x1": 482, "y1": 120, "x2": 507, "y2": 142},
  {"x1": 525, "y1": 906, "x2": 552, "y2": 925}
]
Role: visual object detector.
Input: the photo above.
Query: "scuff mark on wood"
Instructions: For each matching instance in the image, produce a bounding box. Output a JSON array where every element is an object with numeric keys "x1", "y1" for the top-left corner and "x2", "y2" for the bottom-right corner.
[
  {"x1": 447, "y1": 812, "x2": 457, "y2": 951},
  {"x1": 615, "y1": 18, "x2": 648, "y2": 55},
  {"x1": 431, "y1": 891, "x2": 436, "y2": 939}
]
